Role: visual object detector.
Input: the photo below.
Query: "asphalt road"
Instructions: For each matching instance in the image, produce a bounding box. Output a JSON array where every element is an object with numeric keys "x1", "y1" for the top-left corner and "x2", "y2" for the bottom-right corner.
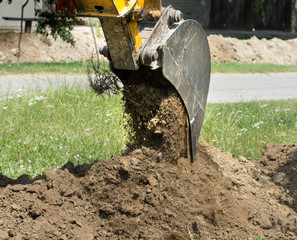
[
  {"x1": 207, "y1": 73, "x2": 297, "y2": 103},
  {"x1": 0, "y1": 73, "x2": 296, "y2": 103}
]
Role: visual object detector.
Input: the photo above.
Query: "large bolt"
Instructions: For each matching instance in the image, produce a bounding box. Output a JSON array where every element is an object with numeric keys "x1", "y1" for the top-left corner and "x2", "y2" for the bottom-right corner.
[
  {"x1": 174, "y1": 10, "x2": 183, "y2": 22},
  {"x1": 99, "y1": 45, "x2": 109, "y2": 58},
  {"x1": 169, "y1": 10, "x2": 183, "y2": 23}
]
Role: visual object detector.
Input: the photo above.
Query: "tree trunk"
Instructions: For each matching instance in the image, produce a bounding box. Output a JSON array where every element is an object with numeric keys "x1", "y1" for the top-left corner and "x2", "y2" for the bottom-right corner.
[{"x1": 292, "y1": 0, "x2": 297, "y2": 32}]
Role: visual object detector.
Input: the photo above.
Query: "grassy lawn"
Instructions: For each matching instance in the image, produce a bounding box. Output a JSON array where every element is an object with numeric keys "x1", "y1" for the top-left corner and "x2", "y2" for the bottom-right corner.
[
  {"x1": 201, "y1": 99, "x2": 297, "y2": 159},
  {"x1": 0, "y1": 61, "x2": 109, "y2": 76},
  {"x1": 1, "y1": 61, "x2": 297, "y2": 75},
  {"x1": 0, "y1": 85, "x2": 130, "y2": 179},
  {"x1": 0, "y1": 82, "x2": 295, "y2": 179},
  {"x1": 212, "y1": 62, "x2": 297, "y2": 73}
]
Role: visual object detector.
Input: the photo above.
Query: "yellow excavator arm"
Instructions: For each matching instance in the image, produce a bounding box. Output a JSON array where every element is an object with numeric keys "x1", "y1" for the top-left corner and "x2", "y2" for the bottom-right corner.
[
  {"x1": 72, "y1": 0, "x2": 211, "y2": 161},
  {"x1": 73, "y1": 0, "x2": 165, "y2": 70}
]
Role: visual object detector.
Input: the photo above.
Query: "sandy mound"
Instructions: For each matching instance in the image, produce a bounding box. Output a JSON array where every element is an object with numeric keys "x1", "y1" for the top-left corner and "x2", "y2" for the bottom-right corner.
[
  {"x1": 1, "y1": 27, "x2": 297, "y2": 65},
  {"x1": 0, "y1": 27, "x2": 105, "y2": 64},
  {"x1": 0, "y1": 141, "x2": 296, "y2": 239},
  {"x1": 208, "y1": 34, "x2": 297, "y2": 65}
]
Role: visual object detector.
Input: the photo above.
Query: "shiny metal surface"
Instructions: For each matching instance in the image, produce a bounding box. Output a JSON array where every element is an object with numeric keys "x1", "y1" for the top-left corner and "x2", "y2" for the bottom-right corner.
[{"x1": 161, "y1": 19, "x2": 211, "y2": 160}]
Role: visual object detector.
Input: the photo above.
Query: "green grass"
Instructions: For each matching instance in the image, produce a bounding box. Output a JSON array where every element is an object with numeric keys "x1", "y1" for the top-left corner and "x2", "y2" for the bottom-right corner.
[
  {"x1": 0, "y1": 61, "x2": 109, "y2": 75},
  {"x1": 0, "y1": 84, "x2": 130, "y2": 179},
  {"x1": 1, "y1": 61, "x2": 297, "y2": 75},
  {"x1": 201, "y1": 99, "x2": 297, "y2": 159},
  {"x1": 211, "y1": 62, "x2": 297, "y2": 73}
]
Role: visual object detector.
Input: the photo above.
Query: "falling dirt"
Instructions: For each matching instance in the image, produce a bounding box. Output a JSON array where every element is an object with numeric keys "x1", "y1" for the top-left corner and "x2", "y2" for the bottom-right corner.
[
  {"x1": 0, "y1": 141, "x2": 296, "y2": 239},
  {"x1": 113, "y1": 66, "x2": 189, "y2": 164}
]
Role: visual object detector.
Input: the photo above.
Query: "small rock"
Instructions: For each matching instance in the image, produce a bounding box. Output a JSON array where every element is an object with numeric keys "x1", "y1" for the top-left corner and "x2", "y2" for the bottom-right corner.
[
  {"x1": 239, "y1": 156, "x2": 248, "y2": 163},
  {"x1": 11, "y1": 48, "x2": 18, "y2": 56},
  {"x1": 253, "y1": 212, "x2": 272, "y2": 229},
  {"x1": 99, "y1": 203, "x2": 115, "y2": 218},
  {"x1": 10, "y1": 185, "x2": 26, "y2": 192},
  {"x1": 11, "y1": 203, "x2": 21, "y2": 211},
  {"x1": 147, "y1": 175, "x2": 158, "y2": 186},
  {"x1": 251, "y1": 168, "x2": 261, "y2": 181}
]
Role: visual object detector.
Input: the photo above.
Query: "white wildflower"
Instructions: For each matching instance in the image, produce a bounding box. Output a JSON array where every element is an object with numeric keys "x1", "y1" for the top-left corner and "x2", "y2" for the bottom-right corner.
[
  {"x1": 252, "y1": 121, "x2": 264, "y2": 129},
  {"x1": 35, "y1": 96, "x2": 46, "y2": 101}
]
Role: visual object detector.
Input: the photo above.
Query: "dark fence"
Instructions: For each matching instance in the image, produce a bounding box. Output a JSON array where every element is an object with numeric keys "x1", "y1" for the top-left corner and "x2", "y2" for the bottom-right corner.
[
  {"x1": 165, "y1": 0, "x2": 294, "y2": 31},
  {"x1": 210, "y1": 0, "x2": 292, "y2": 30}
]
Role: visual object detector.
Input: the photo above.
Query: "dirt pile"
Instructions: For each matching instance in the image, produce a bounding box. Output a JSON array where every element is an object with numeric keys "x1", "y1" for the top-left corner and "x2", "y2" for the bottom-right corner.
[
  {"x1": 0, "y1": 27, "x2": 105, "y2": 64},
  {"x1": 208, "y1": 34, "x2": 297, "y2": 65},
  {"x1": 1, "y1": 28, "x2": 297, "y2": 65},
  {"x1": 0, "y1": 141, "x2": 296, "y2": 239}
]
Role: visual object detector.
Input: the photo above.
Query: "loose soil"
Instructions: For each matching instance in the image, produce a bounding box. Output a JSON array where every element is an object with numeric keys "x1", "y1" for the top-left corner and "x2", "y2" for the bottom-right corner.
[
  {"x1": 0, "y1": 141, "x2": 296, "y2": 239},
  {"x1": 1, "y1": 27, "x2": 297, "y2": 65}
]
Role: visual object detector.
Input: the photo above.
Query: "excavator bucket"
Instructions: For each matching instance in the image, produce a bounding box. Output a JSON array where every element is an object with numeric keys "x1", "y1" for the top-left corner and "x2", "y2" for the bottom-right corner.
[
  {"x1": 73, "y1": 0, "x2": 211, "y2": 161},
  {"x1": 139, "y1": 8, "x2": 211, "y2": 160}
]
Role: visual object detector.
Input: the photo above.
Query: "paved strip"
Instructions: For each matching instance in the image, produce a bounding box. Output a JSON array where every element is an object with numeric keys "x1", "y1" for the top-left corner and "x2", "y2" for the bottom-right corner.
[
  {"x1": 207, "y1": 73, "x2": 297, "y2": 103},
  {"x1": 0, "y1": 75, "x2": 89, "y2": 98},
  {"x1": 0, "y1": 73, "x2": 296, "y2": 103}
]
